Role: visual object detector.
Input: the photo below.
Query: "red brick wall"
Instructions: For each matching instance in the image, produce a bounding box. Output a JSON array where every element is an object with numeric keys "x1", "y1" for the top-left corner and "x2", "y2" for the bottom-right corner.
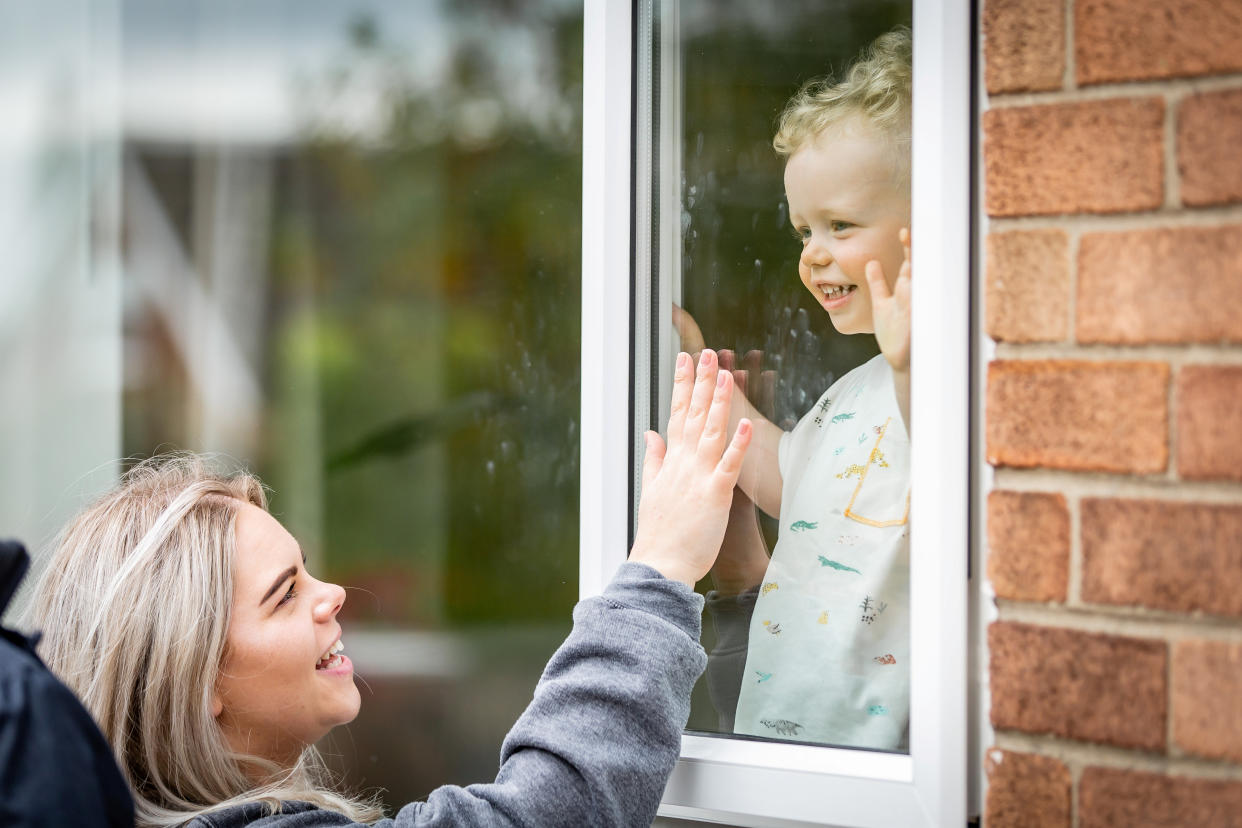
[{"x1": 980, "y1": 0, "x2": 1242, "y2": 825}]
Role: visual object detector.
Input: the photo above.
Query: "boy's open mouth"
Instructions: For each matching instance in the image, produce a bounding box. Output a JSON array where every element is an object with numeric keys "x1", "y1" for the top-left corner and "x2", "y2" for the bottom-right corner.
[{"x1": 820, "y1": 284, "x2": 856, "y2": 300}]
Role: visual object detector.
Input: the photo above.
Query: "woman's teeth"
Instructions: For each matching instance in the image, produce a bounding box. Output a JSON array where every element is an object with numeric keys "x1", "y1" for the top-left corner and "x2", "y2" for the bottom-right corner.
[
  {"x1": 822, "y1": 285, "x2": 855, "y2": 299},
  {"x1": 316, "y1": 639, "x2": 345, "y2": 670}
]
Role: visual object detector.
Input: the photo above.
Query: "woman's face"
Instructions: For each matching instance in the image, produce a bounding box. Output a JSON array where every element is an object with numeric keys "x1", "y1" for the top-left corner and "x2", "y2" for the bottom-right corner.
[{"x1": 213, "y1": 503, "x2": 360, "y2": 767}]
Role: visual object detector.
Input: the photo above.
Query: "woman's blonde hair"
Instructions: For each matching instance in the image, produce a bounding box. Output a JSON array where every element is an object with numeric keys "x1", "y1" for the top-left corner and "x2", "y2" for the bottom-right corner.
[
  {"x1": 27, "y1": 453, "x2": 383, "y2": 827},
  {"x1": 773, "y1": 26, "x2": 912, "y2": 179}
]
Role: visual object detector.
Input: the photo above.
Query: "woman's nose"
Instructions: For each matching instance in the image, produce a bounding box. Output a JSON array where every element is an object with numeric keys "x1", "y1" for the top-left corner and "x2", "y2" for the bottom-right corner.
[{"x1": 313, "y1": 581, "x2": 347, "y2": 621}]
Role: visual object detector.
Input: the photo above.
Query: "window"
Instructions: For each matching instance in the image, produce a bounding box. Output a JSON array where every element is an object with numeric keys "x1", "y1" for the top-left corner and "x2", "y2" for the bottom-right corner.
[
  {"x1": 3, "y1": 0, "x2": 583, "y2": 809},
  {"x1": 582, "y1": 0, "x2": 971, "y2": 823}
]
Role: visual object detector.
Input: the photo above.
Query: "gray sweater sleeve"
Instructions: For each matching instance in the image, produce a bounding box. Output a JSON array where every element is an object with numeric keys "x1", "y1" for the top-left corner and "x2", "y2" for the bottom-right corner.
[
  {"x1": 389, "y1": 561, "x2": 706, "y2": 828},
  {"x1": 194, "y1": 562, "x2": 706, "y2": 828}
]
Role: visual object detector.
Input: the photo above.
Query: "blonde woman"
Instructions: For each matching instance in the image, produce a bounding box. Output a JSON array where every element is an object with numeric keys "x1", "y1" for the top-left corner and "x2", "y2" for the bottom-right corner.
[{"x1": 28, "y1": 351, "x2": 751, "y2": 828}]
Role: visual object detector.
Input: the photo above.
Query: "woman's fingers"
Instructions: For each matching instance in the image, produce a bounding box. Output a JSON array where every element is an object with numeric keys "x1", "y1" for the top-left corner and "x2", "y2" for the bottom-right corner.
[
  {"x1": 666, "y1": 351, "x2": 693, "y2": 443},
  {"x1": 698, "y1": 368, "x2": 733, "y2": 460},
  {"x1": 680, "y1": 350, "x2": 718, "y2": 447},
  {"x1": 715, "y1": 419, "x2": 753, "y2": 488},
  {"x1": 641, "y1": 430, "x2": 666, "y2": 490}
]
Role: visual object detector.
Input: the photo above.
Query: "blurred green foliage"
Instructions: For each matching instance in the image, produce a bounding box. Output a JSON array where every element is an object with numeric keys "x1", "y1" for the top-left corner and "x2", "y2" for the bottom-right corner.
[{"x1": 265, "y1": 3, "x2": 585, "y2": 627}]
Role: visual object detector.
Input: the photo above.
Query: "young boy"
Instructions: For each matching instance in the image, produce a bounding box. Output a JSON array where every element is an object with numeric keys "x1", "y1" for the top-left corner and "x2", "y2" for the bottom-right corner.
[{"x1": 707, "y1": 28, "x2": 913, "y2": 751}]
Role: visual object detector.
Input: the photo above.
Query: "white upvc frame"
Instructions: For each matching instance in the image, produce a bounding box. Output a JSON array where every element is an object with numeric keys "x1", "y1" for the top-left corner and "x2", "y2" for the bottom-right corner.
[{"x1": 580, "y1": 0, "x2": 971, "y2": 824}]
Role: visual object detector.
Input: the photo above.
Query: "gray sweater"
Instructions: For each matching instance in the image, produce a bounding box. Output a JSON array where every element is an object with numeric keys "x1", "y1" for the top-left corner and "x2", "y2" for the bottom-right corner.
[{"x1": 188, "y1": 562, "x2": 705, "y2": 828}]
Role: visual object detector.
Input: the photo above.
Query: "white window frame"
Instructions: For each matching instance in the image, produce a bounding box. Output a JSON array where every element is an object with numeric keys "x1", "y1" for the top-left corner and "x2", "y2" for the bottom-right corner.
[{"x1": 580, "y1": 0, "x2": 971, "y2": 825}]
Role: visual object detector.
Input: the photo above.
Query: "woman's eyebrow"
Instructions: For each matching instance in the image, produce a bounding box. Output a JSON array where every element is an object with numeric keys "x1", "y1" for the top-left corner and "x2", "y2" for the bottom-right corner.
[{"x1": 261, "y1": 566, "x2": 297, "y2": 606}]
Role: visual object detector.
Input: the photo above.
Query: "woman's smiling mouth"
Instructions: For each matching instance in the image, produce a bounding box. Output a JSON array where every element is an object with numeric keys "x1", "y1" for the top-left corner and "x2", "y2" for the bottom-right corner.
[{"x1": 315, "y1": 638, "x2": 350, "y2": 673}]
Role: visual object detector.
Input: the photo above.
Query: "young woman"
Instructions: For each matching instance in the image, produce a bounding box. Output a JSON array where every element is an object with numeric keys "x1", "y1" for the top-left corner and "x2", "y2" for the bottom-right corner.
[{"x1": 28, "y1": 351, "x2": 750, "y2": 828}]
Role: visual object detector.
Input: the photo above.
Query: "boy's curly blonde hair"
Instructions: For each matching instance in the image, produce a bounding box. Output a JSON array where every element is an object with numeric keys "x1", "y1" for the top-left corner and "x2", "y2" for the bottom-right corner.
[{"x1": 773, "y1": 27, "x2": 912, "y2": 179}]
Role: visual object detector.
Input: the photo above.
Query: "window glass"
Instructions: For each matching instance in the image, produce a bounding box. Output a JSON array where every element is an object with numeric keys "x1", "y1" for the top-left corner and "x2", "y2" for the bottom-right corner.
[
  {"x1": 3, "y1": 0, "x2": 582, "y2": 808},
  {"x1": 664, "y1": 0, "x2": 913, "y2": 754}
]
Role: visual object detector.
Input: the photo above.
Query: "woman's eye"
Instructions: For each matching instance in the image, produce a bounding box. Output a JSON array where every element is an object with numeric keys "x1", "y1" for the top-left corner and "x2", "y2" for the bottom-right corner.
[{"x1": 278, "y1": 583, "x2": 296, "y2": 606}]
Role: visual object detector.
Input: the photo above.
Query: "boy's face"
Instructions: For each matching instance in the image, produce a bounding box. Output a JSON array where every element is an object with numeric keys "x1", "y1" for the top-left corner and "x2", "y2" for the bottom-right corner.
[{"x1": 784, "y1": 122, "x2": 910, "y2": 336}]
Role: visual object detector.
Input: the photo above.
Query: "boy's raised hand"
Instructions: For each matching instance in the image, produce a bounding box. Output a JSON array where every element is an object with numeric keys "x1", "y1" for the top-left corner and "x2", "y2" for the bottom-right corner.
[
  {"x1": 866, "y1": 226, "x2": 912, "y2": 373},
  {"x1": 629, "y1": 350, "x2": 753, "y2": 587}
]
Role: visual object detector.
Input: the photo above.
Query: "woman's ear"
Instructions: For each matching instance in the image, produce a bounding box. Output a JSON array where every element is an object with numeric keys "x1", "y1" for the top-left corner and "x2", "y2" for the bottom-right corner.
[{"x1": 211, "y1": 690, "x2": 224, "y2": 718}]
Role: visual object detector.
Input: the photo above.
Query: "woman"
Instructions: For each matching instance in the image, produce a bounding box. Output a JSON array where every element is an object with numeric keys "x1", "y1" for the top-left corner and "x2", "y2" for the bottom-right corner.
[{"x1": 28, "y1": 351, "x2": 750, "y2": 828}]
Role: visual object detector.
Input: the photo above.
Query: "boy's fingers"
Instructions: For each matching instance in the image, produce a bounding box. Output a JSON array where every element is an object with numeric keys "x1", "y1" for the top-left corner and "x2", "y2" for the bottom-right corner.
[
  {"x1": 672, "y1": 303, "x2": 706, "y2": 354},
  {"x1": 715, "y1": 419, "x2": 753, "y2": 486},
  {"x1": 666, "y1": 352, "x2": 693, "y2": 443},
  {"x1": 641, "y1": 430, "x2": 666, "y2": 489},
  {"x1": 699, "y1": 368, "x2": 733, "y2": 458},
  {"x1": 732, "y1": 368, "x2": 748, "y2": 398},
  {"x1": 681, "y1": 349, "x2": 718, "y2": 446},
  {"x1": 900, "y1": 228, "x2": 912, "y2": 282},
  {"x1": 760, "y1": 370, "x2": 777, "y2": 418},
  {"x1": 865, "y1": 259, "x2": 891, "y2": 301}
]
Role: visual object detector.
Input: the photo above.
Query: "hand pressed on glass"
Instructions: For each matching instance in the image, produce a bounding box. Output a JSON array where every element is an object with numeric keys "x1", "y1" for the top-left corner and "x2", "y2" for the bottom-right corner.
[{"x1": 630, "y1": 349, "x2": 754, "y2": 587}]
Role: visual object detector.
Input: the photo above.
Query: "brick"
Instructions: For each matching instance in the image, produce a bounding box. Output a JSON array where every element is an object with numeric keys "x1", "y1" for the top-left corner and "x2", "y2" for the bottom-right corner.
[
  {"x1": 1080, "y1": 767, "x2": 1242, "y2": 828},
  {"x1": 1179, "y1": 365, "x2": 1242, "y2": 481},
  {"x1": 1180, "y1": 90, "x2": 1242, "y2": 207},
  {"x1": 1076, "y1": 0, "x2": 1242, "y2": 85},
  {"x1": 983, "y1": 0, "x2": 1065, "y2": 94},
  {"x1": 984, "y1": 99, "x2": 1164, "y2": 217},
  {"x1": 986, "y1": 360, "x2": 1168, "y2": 474},
  {"x1": 1082, "y1": 498, "x2": 1242, "y2": 616},
  {"x1": 986, "y1": 230, "x2": 1070, "y2": 343},
  {"x1": 1174, "y1": 640, "x2": 1242, "y2": 762},
  {"x1": 988, "y1": 621, "x2": 1166, "y2": 751},
  {"x1": 987, "y1": 490, "x2": 1069, "y2": 602},
  {"x1": 1078, "y1": 226, "x2": 1242, "y2": 344},
  {"x1": 984, "y1": 749, "x2": 1071, "y2": 828}
]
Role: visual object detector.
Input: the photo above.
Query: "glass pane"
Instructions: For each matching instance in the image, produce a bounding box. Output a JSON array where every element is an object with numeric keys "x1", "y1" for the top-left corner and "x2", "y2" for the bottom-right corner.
[
  {"x1": 7, "y1": 0, "x2": 583, "y2": 809},
  {"x1": 661, "y1": 0, "x2": 913, "y2": 753}
]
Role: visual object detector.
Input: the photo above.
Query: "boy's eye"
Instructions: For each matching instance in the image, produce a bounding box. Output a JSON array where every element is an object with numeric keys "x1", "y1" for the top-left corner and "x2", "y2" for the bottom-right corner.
[
  {"x1": 830, "y1": 220, "x2": 853, "y2": 233},
  {"x1": 792, "y1": 226, "x2": 812, "y2": 243}
]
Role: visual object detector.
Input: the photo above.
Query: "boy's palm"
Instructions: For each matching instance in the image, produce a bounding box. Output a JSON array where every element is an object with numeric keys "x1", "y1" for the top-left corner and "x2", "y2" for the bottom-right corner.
[{"x1": 867, "y1": 227, "x2": 912, "y2": 372}]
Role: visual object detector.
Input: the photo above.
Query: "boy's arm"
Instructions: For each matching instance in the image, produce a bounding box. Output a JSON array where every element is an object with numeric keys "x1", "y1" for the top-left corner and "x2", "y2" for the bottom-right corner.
[
  {"x1": 729, "y1": 393, "x2": 784, "y2": 517},
  {"x1": 866, "y1": 227, "x2": 912, "y2": 430}
]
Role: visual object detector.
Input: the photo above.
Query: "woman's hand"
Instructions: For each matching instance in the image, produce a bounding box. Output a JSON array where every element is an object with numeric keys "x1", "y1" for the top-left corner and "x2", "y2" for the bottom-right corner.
[{"x1": 629, "y1": 350, "x2": 752, "y2": 587}]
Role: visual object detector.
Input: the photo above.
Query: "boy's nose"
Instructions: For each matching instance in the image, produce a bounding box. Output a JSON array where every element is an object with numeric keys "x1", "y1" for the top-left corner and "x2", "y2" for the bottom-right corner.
[{"x1": 801, "y1": 238, "x2": 831, "y2": 268}]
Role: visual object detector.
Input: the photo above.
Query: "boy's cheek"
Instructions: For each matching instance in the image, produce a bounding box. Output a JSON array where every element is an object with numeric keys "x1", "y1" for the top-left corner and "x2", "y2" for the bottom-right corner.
[{"x1": 797, "y1": 259, "x2": 814, "y2": 288}]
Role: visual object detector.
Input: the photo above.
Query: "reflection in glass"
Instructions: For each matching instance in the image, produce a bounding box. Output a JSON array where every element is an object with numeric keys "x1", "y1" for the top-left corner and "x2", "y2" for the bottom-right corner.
[
  {"x1": 4, "y1": 0, "x2": 582, "y2": 810},
  {"x1": 667, "y1": 0, "x2": 913, "y2": 753}
]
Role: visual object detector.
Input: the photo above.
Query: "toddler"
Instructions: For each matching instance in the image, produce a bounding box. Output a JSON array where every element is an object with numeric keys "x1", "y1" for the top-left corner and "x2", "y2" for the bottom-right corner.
[{"x1": 714, "y1": 27, "x2": 913, "y2": 751}]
